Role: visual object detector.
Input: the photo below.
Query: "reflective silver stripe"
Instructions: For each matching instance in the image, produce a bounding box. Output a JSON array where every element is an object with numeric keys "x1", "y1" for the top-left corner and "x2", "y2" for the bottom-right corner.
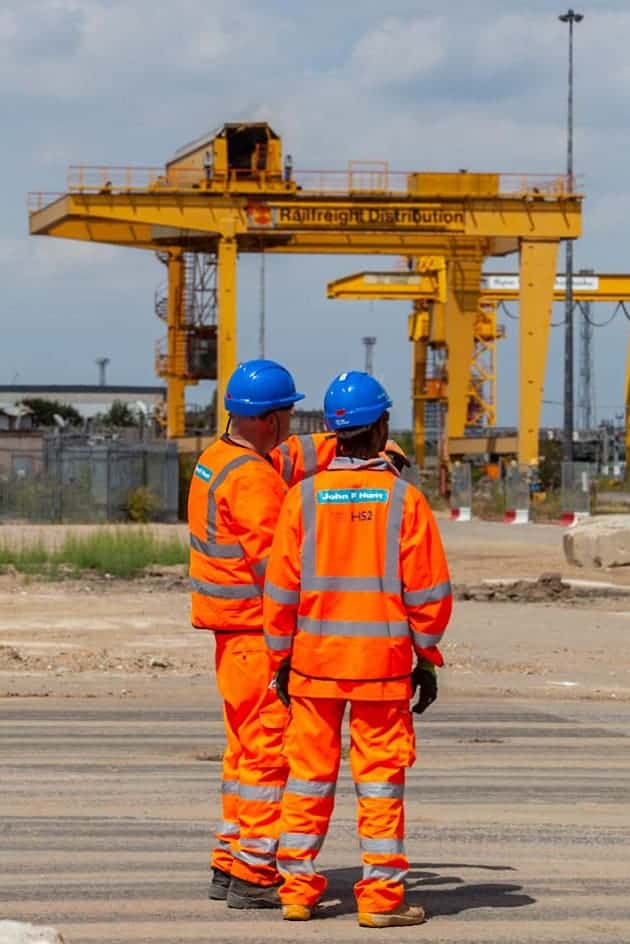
[
  {"x1": 384, "y1": 478, "x2": 408, "y2": 586},
  {"x1": 302, "y1": 575, "x2": 400, "y2": 593},
  {"x1": 360, "y1": 837, "x2": 404, "y2": 854},
  {"x1": 278, "y1": 858, "x2": 316, "y2": 875},
  {"x1": 219, "y1": 820, "x2": 240, "y2": 837},
  {"x1": 252, "y1": 558, "x2": 268, "y2": 579},
  {"x1": 298, "y1": 616, "x2": 410, "y2": 639},
  {"x1": 222, "y1": 780, "x2": 239, "y2": 795},
  {"x1": 277, "y1": 442, "x2": 292, "y2": 483},
  {"x1": 264, "y1": 632, "x2": 292, "y2": 652},
  {"x1": 206, "y1": 454, "x2": 263, "y2": 542},
  {"x1": 300, "y1": 435, "x2": 318, "y2": 478},
  {"x1": 404, "y1": 580, "x2": 452, "y2": 607},
  {"x1": 239, "y1": 784, "x2": 283, "y2": 803},
  {"x1": 190, "y1": 578, "x2": 262, "y2": 600},
  {"x1": 216, "y1": 839, "x2": 233, "y2": 851},
  {"x1": 355, "y1": 782, "x2": 404, "y2": 800},
  {"x1": 265, "y1": 580, "x2": 300, "y2": 605},
  {"x1": 300, "y1": 476, "x2": 406, "y2": 595},
  {"x1": 279, "y1": 832, "x2": 324, "y2": 851},
  {"x1": 207, "y1": 453, "x2": 265, "y2": 543},
  {"x1": 240, "y1": 836, "x2": 277, "y2": 853},
  {"x1": 363, "y1": 864, "x2": 407, "y2": 882},
  {"x1": 301, "y1": 478, "x2": 316, "y2": 581},
  {"x1": 234, "y1": 848, "x2": 275, "y2": 866},
  {"x1": 412, "y1": 628, "x2": 445, "y2": 648},
  {"x1": 190, "y1": 533, "x2": 243, "y2": 559},
  {"x1": 286, "y1": 778, "x2": 336, "y2": 798}
]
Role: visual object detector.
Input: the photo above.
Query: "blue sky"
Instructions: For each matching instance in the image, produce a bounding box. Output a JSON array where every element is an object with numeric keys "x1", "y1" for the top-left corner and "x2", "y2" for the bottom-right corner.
[{"x1": 2, "y1": 0, "x2": 629, "y2": 428}]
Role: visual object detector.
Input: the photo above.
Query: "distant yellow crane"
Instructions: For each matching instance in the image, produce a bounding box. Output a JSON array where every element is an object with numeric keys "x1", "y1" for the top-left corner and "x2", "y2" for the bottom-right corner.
[
  {"x1": 328, "y1": 269, "x2": 630, "y2": 467},
  {"x1": 328, "y1": 261, "x2": 503, "y2": 465},
  {"x1": 28, "y1": 122, "x2": 581, "y2": 464}
]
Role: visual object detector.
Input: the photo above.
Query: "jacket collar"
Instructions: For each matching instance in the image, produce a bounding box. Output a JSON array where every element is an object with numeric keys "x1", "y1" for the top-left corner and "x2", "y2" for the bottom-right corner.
[{"x1": 327, "y1": 456, "x2": 399, "y2": 476}]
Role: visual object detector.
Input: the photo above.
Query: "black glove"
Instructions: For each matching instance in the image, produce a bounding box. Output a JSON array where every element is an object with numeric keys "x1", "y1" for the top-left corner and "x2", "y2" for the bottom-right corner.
[
  {"x1": 274, "y1": 660, "x2": 291, "y2": 708},
  {"x1": 411, "y1": 662, "x2": 438, "y2": 715}
]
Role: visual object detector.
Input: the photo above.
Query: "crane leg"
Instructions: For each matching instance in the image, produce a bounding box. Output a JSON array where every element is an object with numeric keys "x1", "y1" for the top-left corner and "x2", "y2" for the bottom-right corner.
[
  {"x1": 166, "y1": 250, "x2": 186, "y2": 439},
  {"x1": 412, "y1": 337, "x2": 428, "y2": 467},
  {"x1": 518, "y1": 240, "x2": 559, "y2": 466},
  {"x1": 625, "y1": 322, "x2": 630, "y2": 477},
  {"x1": 216, "y1": 237, "x2": 238, "y2": 435},
  {"x1": 445, "y1": 254, "x2": 483, "y2": 441}
]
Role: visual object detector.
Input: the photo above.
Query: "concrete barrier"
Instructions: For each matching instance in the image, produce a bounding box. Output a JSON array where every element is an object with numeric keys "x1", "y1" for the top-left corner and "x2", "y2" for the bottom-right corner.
[{"x1": 563, "y1": 514, "x2": 630, "y2": 568}]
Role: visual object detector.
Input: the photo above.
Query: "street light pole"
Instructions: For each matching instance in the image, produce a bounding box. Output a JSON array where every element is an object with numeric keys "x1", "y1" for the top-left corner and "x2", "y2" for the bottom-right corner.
[{"x1": 559, "y1": 8, "x2": 583, "y2": 462}]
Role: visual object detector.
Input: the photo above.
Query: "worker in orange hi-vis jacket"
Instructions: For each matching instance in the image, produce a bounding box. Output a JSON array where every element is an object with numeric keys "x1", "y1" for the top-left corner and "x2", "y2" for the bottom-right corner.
[
  {"x1": 263, "y1": 370, "x2": 452, "y2": 928},
  {"x1": 188, "y1": 358, "x2": 307, "y2": 911},
  {"x1": 269, "y1": 431, "x2": 337, "y2": 485}
]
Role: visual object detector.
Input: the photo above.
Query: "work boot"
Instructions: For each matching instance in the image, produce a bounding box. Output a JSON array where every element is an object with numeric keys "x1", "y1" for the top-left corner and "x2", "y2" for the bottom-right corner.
[
  {"x1": 358, "y1": 903, "x2": 426, "y2": 928},
  {"x1": 282, "y1": 904, "x2": 313, "y2": 921},
  {"x1": 208, "y1": 867, "x2": 231, "y2": 901},
  {"x1": 226, "y1": 876, "x2": 281, "y2": 909}
]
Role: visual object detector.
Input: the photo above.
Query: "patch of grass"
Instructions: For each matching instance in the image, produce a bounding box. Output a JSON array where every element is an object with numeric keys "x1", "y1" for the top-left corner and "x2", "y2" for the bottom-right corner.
[
  {"x1": 0, "y1": 541, "x2": 50, "y2": 575},
  {"x1": 0, "y1": 529, "x2": 188, "y2": 579}
]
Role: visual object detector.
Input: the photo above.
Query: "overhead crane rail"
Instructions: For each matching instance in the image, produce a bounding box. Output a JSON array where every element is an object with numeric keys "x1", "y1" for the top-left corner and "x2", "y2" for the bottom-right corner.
[{"x1": 28, "y1": 121, "x2": 583, "y2": 458}]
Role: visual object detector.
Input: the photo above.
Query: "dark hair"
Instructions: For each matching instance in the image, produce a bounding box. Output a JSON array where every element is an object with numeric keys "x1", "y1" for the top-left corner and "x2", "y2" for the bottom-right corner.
[{"x1": 335, "y1": 411, "x2": 389, "y2": 458}]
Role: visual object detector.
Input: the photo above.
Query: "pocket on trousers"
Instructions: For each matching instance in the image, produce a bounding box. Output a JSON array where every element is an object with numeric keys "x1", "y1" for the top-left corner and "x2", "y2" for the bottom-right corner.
[
  {"x1": 256, "y1": 701, "x2": 289, "y2": 769},
  {"x1": 396, "y1": 708, "x2": 416, "y2": 769}
]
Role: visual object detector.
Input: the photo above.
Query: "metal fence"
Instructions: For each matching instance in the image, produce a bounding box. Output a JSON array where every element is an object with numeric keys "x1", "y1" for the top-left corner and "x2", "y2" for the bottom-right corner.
[
  {"x1": 0, "y1": 437, "x2": 179, "y2": 523},
  {"x1": 561, "y1": 462, "x2": 592, "y2": 518}
]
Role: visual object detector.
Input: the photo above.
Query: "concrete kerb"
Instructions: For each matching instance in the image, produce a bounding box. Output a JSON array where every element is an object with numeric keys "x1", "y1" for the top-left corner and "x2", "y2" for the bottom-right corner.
[{"x1": 0, "y1": 921, "x2": 65, "y2": 944}]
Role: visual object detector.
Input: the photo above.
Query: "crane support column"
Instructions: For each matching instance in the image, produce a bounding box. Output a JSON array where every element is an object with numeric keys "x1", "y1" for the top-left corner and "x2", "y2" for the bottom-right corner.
[
  {"x1": 166, "y1": 250, "x2": 187, "y2": 438},
  {"x1": 445, "y1": 255, "x2": 483, "y2": 439},
  {"x1": 216, "y1": 236, "x2": 238, "y2": 435},
  {"x1": 518, "y1": 239, "x2": 559, "y2": 465},
  {"x1": 412, "y1": 336, "x2": 429, "y2": 468},
  {"x1": 625, "y1": 326, "x2": 630, "y2": 476}
]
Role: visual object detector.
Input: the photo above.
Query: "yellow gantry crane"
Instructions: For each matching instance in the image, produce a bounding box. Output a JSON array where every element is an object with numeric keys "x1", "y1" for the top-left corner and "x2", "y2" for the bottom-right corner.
[
  {"x1": 28, "y1": 122, "x2": 581, "y2": 465},
  {"x1": 329, "y1": 269, "x2": 630, "y2": 466}
]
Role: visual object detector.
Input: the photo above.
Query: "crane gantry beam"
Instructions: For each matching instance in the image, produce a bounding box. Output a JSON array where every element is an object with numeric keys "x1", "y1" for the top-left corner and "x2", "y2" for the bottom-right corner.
[{"x1": 28, "y1": 122, "x2": 582, "y2": 448}]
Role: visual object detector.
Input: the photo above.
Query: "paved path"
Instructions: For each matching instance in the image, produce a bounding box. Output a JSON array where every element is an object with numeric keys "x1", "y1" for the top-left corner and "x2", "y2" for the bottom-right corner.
[{"x1": 2, "y1": 687, "x2": 628, "y2": 943}]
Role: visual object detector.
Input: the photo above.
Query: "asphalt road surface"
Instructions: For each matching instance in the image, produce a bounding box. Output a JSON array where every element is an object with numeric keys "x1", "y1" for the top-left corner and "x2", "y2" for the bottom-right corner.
[{"x1": 2, "y1": 683, "x2": 628, "y2": 944}]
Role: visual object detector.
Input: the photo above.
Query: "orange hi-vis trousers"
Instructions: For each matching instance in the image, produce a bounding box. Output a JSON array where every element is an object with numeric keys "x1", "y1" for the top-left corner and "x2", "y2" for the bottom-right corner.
[
  {"x1": 276, "y1": 696, "x2": 416, "y2": 913},
  {"x1": 212, "y1": 634, "x2": 288, "y2": 885}
]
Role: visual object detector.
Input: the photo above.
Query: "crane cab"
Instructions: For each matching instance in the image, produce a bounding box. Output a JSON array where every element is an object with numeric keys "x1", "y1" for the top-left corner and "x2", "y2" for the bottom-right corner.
[{"x1": 166, "y1": 122, "x2": 295, "y2": 193}]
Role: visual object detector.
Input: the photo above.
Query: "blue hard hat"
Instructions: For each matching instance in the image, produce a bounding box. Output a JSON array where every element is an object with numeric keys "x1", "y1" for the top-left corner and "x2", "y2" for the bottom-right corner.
[
  {"x1": 224, "y1": 359, "x2": 305, "y2": 417},
  {"x1": 324, "y1": 371, "x2": 392, "y2": 431}
]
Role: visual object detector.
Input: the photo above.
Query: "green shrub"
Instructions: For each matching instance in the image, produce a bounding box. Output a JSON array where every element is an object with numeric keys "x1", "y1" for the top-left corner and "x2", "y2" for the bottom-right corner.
[{"x1": 125, "y1": 487, "x2": 161, "y2": 523}]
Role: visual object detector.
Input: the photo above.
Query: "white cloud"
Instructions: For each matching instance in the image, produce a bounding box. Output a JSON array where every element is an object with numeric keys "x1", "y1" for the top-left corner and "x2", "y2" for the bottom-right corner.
[
  {"x1": 350, "y1": 16, "x2": 446, "y2": 86},
  {"x1": 1, "y1": 235, "x2": 124, "y2": 279}
]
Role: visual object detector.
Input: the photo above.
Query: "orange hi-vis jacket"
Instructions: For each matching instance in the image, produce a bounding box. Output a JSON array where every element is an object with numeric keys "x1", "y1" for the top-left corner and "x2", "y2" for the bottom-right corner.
[
  {"x1": 263, "y1": 457, "x2": 452, "y2": 699},
  {"x1": 188, "y1": 436, "x2": 288, "y2": 632},
  {"x1": 270, "y1": 432, "x2": 337, "y2": 486}
]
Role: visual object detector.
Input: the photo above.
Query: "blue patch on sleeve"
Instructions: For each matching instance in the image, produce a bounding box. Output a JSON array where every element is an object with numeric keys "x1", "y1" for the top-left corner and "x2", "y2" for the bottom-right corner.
[{"x1": 194, "y1": 463, "x2": 212, "y2": 483}]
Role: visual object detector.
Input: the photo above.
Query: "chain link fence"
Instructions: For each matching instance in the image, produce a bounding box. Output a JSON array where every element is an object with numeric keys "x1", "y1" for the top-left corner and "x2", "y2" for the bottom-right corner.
[{"x1": 0, "y1": 437, "x2": 178, "y2": 523}]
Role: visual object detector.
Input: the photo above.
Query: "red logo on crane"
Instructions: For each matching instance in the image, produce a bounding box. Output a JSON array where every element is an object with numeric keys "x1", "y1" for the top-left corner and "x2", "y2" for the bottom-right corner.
[{"x1": 246, "y1": 201, "x2": 275, "y2": 228}]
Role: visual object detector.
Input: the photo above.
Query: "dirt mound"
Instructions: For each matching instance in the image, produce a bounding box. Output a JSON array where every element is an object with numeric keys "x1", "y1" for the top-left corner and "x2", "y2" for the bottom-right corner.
[{"x1": 455, "y1": 572, "x2": 630, "y2": 604}]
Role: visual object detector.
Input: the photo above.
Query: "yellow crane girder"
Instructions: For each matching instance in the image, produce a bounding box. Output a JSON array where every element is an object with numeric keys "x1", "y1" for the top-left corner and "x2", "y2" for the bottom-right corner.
[{"x1": 28, "y1": 122, "x2": 582, "y2": 448}]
